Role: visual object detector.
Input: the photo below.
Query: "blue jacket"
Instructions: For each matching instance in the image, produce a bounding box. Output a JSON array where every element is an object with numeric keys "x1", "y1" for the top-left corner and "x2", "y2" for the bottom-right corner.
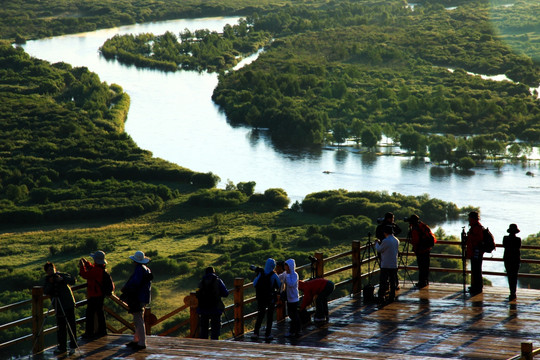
[
  {"x1": 123, "y1": 264, "x2": 152, "y2": 304},
  {"x1": 253, "y1": 258, "x2": 281, "y2": 302}
]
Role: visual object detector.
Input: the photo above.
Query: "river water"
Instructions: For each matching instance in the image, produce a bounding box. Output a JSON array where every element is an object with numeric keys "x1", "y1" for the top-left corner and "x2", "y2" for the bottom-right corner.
[{"x1": 21, "y1": 17, "x2": 540, "y2": 285}]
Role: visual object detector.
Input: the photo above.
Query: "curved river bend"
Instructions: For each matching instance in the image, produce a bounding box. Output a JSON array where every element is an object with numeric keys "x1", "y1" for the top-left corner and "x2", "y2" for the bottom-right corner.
[{"x1": 22, "y1": 17, "x2": 540, "y2": 285}]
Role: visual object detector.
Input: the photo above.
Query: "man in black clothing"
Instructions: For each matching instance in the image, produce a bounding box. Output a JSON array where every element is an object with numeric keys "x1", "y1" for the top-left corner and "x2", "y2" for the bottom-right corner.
[{"x1": 376, "y1": 212, "x2": 402, "y2": 241}]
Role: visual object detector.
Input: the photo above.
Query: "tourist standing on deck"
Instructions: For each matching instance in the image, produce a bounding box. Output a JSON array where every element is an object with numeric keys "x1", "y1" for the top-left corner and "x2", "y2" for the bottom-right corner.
[
  {"x1": 466, "y1": 211, "x2": 484, "y2": 296},
  {"x1": 196, "y1": 266, "x2": 229, "y2": 340},
  {"x1": 503, "y1": 224, "x2": 521, "y2": 301},
  {"x1": 375, "y1": 225, "x2": 400, "y2": 304}
]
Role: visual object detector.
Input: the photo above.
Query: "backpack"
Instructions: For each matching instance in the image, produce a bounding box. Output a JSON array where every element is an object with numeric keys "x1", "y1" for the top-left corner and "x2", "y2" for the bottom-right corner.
[
  {"x1": 196, "y1": 276, "x2": 223, "y2": 310},
  {"x1": 255, "y1": 272, "x2": 278, "y2": 303},
  {"x1": 481, "y1": 227, "x2": 496, "y2": 253},
  {"x1": 101, "y1": 269, "x2": 115, "y2": 296}
]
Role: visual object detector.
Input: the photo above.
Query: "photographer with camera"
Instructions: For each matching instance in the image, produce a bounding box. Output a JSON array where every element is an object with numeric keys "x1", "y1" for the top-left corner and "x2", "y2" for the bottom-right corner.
[
  {"x1": 79, "y1": 250, "x2": 112, "y2": 340},
  {"x1": 251, "y1": 258, "x2": 281, "y2": 341},
  {"x1": 43, "y1": 262, "x2": 77, "y2": 355},
  {"x1": 375, "y1": 212, "x2": 402, "y2": 241},
  {"x1": 375, "y1": 225, "x2": 400, "y2": 305},
  {"x1": 376, "y1": 212, "x2": 402, "y2": 289},
  {"x1": 195, "y1": 266, "x2": 228, "y2": 340},
  {"x1": 406, "y1": 215, "x2": 436, "y2": 289}
]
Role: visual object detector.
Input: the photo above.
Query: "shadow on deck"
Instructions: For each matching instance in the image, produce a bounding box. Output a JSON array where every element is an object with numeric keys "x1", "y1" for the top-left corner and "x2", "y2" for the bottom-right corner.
[{"x1": 43, "y1": 283, "x2": 538, "y2": 359}]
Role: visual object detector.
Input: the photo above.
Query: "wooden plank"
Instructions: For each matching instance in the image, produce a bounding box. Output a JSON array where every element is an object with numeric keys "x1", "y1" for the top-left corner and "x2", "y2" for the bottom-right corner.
[{"x1": 40, "y1": 283, "x2": 540, "y2": 359}]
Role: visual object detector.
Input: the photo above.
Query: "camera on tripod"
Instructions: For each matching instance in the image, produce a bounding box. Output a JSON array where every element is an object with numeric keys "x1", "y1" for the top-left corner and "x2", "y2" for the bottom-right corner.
[{"x1": 308, "y1": 255, "x2": 317, "y2": 264}]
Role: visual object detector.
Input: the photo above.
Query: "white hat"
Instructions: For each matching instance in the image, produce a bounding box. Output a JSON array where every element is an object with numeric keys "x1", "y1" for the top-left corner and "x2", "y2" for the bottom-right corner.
[
  {"x1": 90, "y1": 250, "x2": 107, "y2": 265},
  {"x1": 129, "y1": 250, "x2": 150, "y2": 264}
]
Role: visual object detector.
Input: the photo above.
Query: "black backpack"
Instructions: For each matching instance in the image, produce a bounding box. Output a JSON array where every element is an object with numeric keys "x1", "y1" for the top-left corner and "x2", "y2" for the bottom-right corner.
[
  {"x1": 481, "y1": 227, "x2": 496, "y2": 253},
  {"x1": 100, "y1": 269, "x2": 115, "y2": 296},
  {"x1": 255, "y1": 272, "x2": 278, "y2": 303},
  {"x1": 197, "y1": 276, "x2": 221, "y2": 309}
]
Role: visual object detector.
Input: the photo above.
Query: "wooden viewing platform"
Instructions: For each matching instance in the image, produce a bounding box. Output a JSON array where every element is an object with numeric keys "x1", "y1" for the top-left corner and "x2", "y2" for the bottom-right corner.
[{"x1": 39, "y1": 282, "x2": 539, "y2": 359}]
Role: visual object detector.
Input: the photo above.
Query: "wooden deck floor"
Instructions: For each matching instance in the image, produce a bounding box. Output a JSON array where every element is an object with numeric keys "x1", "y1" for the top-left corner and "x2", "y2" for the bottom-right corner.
[{"x1": 43, "y1": 283, "x2": 539, "y2": 359}]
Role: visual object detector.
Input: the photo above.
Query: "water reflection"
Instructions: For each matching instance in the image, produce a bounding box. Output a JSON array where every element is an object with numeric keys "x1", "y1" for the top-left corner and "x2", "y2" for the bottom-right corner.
[
  {"x1": 335, "y1": 149, "x2": 349, "y2": 163},
  {"x1": 361, "y1": 152, "x2": 377, "y2": 167},
  {"x1": 429, "y1": 166, "x2": 453, "y2": 178}
]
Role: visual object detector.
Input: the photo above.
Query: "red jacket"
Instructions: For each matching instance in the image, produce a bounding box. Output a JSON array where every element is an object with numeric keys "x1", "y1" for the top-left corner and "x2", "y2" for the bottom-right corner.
[
  {"x1": 466, "y1": 220, "x2": 483, "y2": 259},
  {"x1": 410, "y1": 222, "x2": 436, "y2": 254},
  {"x1": 298, "y1": 278, "x2": 329, "y2": 310},
  {"x1": 79, "y1": 263, "x2": 105, "y2": 298}
]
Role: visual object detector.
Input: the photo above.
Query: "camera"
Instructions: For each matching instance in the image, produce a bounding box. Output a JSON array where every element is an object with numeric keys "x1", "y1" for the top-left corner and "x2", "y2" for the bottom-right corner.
[
  {"x1": 308, "y1": 255, "x2": 317, "y2": 264},
  {"x1": 249, "y1": 264, "x2": 263, "y2": 273},
  {"x1": 376, "y1": 217, "x2": 385, "y2": 224}
]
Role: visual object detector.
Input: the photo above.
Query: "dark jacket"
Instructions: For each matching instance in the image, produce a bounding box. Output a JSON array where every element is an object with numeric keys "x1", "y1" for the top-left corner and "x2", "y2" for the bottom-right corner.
[
  {"x1": 44, "y1": 271, "x2": 76, "y2": 312},
  {"x1": 376, "y1": 221, "x2": 402, "y2": 241},
  {"x1": 122, "y1": 264, "x2": 152, "y2": 313},
  {"x1": 196, "y1": 273, "x2": 229, "y2": 315}
]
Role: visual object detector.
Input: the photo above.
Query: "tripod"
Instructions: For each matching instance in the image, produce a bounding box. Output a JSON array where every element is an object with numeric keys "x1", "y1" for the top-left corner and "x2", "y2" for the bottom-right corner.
[
  {"x1": 397, "y1": 231, "x2": 415, "y2": 287},
  {"x1": 31, "y1": 295, "x2": 81, "y2": 357},
  {"x1": 360, "y1": 232, "x2": 380, "y2": 302}
]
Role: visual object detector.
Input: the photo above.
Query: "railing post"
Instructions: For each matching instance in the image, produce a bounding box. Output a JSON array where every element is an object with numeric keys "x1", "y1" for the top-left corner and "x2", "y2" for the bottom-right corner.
[
  {"x1": 352, "y1": 240, "x2": 361, "y2": 295},
  {"x1": 233, "y1": 278, "x2": 244, "y2": 337},
  {"x1": 32, "y1": 286, "x2": 44, "y2": 355},
  {"x1": 315, "y1": 252, "x2": 324, "y2": 278},
  {"x1": 521, "y1": 342, "x2": 533, "y2": 360},
  {"x1": 189, "y1": 292, "x2": 199, "y2": 338}
]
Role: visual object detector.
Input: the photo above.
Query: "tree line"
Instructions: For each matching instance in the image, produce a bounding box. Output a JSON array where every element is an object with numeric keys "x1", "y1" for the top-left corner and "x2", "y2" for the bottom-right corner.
[
  {"x1": 212, "y1": 0, "x2": 540, "y2": 147},
  {"x1": 99, "y1": 20, "x2": 272, "y2": 72}
]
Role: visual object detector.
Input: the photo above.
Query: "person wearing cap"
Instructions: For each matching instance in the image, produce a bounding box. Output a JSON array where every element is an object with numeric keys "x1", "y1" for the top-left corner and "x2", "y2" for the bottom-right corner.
[
  {"x1": 503, "y1": 224, "x2": 521, "y2": 301},
  {"x1": 375, "y1": 225, "x2": 400, "y2": 304},
  {"x1": 407, "y1": 214, "x2": 437, "y2": 289},
  {"x1": 121, "y1": 251, "x2": 153, "y2": 351},
  {"x1": 79, "y1": 250, "x2": 110, "y2": 339},
  {"x1": 466, "y1": 211, "x2": 484, "y2": 295}
]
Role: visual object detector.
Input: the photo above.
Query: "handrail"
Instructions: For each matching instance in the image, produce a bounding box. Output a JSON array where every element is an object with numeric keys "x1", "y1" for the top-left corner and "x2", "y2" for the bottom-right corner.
[
  {"x1": 507, "y1": 342, "x2": 540, "y2": 360},
  {"x1": 3, "y1": 239, "x2": 540, "y2": 355}
]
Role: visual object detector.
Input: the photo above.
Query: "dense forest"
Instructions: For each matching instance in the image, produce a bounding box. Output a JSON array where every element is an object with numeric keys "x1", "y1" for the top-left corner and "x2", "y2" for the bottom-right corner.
[
  {"x1": 0, "y1": 42, "x2": 222, "y2": 224},
  {"x1": 99, "y1": 20, "x2": 272, "y2": 72},
  {"x1": 0, "y1": 0, "x2": 288, "y2": 42},
  {"x1": 212, "y1": 0, "x2": 540, "y2": 147}
]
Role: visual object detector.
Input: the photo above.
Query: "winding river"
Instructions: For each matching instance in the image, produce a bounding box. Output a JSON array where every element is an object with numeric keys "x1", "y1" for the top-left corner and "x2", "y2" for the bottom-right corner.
[{"x1": 22, "y1": 17, "x2": 540, "y2": 285}]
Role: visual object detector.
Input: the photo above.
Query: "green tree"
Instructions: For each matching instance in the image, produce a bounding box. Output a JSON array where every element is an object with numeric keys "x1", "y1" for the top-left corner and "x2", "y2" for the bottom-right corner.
[
  {"x1": 361, "y1": 128, "x2": 378, "y2": 150},
  {"x1": 332, "y1": 122, "x2": 349, "y2": 146}
]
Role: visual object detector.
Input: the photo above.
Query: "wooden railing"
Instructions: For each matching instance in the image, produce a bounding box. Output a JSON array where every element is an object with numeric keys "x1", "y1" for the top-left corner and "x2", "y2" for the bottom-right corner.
[
  {"x1": 507, "y1": 342, "x2": 540, "y2": 360},
  {"x1": 2, "y1": 238, "x2": 540, "y2": 356}
]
